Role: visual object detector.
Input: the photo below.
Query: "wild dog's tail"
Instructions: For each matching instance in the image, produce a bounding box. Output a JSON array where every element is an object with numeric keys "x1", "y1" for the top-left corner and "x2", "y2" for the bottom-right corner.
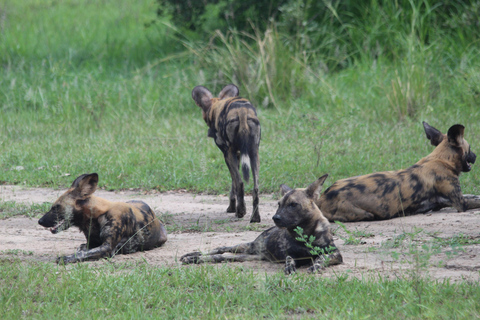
[{"x1": 239, "y1": 112, "x2": 251, "y2": 183}]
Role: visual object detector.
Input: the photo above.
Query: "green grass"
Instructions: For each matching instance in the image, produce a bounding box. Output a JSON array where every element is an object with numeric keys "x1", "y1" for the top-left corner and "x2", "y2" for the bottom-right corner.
[
  {"x1": 0, "y1": 201, "x2": 51, "y2": 219},
  {"x1": 1, "y1": 260, "x2": 479, "y2": 319},
  {"x1": 334, "y1": 221, "x2": 375, "y2": 245},
  {"x1": 0, "y1": 249, "x2": 33, "y2": 256}
]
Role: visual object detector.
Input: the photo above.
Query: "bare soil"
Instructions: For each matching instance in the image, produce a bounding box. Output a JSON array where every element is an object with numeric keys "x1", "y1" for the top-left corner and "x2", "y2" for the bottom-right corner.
[{"x1": 1, "y1": 185, "x2": 480, "y2": 281}]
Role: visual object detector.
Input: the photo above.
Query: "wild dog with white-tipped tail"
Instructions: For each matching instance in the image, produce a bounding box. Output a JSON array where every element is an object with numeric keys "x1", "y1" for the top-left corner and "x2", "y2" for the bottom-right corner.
[{"x1": 192, "y1": 84, "x2": 261, "y2": 222}]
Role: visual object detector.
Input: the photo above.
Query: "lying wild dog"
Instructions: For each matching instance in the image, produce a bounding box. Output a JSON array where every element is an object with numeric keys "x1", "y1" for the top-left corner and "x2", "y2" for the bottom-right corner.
[
  {"x1": 192, "y1": 84, "x2": 261, "y2": 223},
  {"x1": 38, "y1": 173, "x2": 167, "y2": 263},
  {"x1": 313, "y1": 122, "x2": 479, "y2": 222},
  {"x1": 181, "y1": 175, "x2": 342, "y2": 274}
]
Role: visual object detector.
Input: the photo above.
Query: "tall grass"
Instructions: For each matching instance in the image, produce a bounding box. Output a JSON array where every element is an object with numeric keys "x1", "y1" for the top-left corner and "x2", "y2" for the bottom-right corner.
[{"x1": 1, "y1": 0, "x2": 480, "y2": 194}]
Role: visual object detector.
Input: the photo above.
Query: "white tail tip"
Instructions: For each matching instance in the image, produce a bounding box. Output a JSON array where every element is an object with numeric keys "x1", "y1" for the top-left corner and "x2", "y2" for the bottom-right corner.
[{"x1": 241, "y1": 154, "x2": 251, "y2": 169}]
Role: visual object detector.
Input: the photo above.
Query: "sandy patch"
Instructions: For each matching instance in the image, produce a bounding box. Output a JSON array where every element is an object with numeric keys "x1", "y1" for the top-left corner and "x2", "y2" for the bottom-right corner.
[{"x1": 1, "y1": 185, "x2": 480, "y2": 281}]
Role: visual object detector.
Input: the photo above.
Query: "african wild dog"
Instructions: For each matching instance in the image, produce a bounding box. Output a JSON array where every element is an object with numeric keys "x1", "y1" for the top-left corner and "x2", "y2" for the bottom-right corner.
[
  {"x1": 314, "y1": 122, "x2": 479, "y2": 222},
  {"x1": 192, "y1": 84, "x2": 261, "y2": 223},
  {"x1": 38, "y1": 173, "x2": 167, "y2": 263},
  {"x1": 181, "y1": 175, "x2": 342, "y2": 274}
]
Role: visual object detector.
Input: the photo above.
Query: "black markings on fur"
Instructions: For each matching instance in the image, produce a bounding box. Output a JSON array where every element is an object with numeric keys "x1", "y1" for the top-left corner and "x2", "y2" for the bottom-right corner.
[
  {"x1": 323, "y1": 187, "x2": 339, "y2": 201},
  {"x1": 352, "y1": 184, "x2": 366, "y2": 193}
]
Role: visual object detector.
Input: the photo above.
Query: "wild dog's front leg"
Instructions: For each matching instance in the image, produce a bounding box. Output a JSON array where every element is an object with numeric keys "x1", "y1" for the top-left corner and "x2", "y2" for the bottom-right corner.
[
  {"x1": 284, "y1": 256, "x2": 296, "y2": 275},
  {"x1": 307, "y1": 250, "x2": 343, "y2": 273},
  {"x1": 464, "y1": 194, "x2": 480, "y2": 210},
  {"x1": 433, "y1": 194, "x2": 480, "y2": 211},
  {"x1": 57, "y1": 242, "x2": 114, "y2": 264},
  {"x1": 438, "y1": 180, "x2": 467, "y2": 212},
  {"x1": 57, "y1": 221, "x2": 121, "y2": 264}
]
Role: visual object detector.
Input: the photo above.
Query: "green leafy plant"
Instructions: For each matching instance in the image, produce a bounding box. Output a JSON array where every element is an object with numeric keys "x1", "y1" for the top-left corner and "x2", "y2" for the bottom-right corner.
[{"x1": 294, "y1": 226, "x2": 336, "y2": 257}]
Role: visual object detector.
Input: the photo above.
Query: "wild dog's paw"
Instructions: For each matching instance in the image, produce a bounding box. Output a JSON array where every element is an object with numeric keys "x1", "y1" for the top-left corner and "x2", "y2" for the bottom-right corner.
[
  {"x1": 226, "y1": 203, "x2": 236, "y2": 213},
  {"x1": 56, "y1": 250, "x2": 88, "y2": 264},
  {"x1": 307, "y1": 264, "x2": 325, "y2": 274},
  {"x1": 308, "y1": 256, "x2": 327, "y2": 273},
  {"x1": 56, "y1": 254, "x2": 79, "y2": 264},
  {"x1": 249, "y1": 211, "x2": 261, "y2": 223},
  {"x1": 235, "y1": 203, "x2": 246, "y2": 218},
  {"x1": 284, "y1": 256, "x2": 296, "y2": 275},
  {"x1": 77, "y1": 244, "x2": 88, "y2": 252},
  {"x1": 180, "y1": 252, "x2": 203, "y2": 264}
]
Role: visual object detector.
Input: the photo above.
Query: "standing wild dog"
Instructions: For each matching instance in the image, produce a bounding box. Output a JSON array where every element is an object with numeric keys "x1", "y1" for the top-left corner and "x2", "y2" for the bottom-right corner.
[
  {"x1": 181, "y1": 175, "x2": 342, "y2": 274},
  {"x1": 314, "y1": 122, "x2": 479, "y2": 222},
  {"x1": 38, "y1": 173, "x2": 167, "y2": 263},
  {"x1": 192, "y1": 84, "x2": 261, "y2": 223}
]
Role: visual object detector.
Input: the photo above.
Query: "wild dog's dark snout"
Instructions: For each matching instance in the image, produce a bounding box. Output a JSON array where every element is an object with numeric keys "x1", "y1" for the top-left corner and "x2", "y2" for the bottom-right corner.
[
  {"x1": 38, "y1": 215, "x2": 48, "y2": 226},
  {"x1": 38, "y1": 211, "x2": 54, "y2": 227},
  {"x1": 467, "y1": 151, "x2": 476, "y2": 164},
  {"x1": 272, "y1": 214, "x2": 281, "y2": 224}
]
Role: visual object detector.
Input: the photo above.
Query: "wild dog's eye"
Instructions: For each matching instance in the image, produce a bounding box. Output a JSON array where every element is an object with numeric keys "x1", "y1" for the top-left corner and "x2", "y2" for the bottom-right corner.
[{"x1": 288, "y1": 202, "x2": 298, "y2": 208}]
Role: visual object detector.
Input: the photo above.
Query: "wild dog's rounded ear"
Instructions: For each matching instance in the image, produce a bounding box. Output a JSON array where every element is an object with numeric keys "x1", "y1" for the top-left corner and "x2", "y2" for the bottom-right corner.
[
  {"x1": 71, "y1": 174, "x2": 88, "y2": 188},
  {"x1": 423, "y1": 121, "x2": 444, "y2": 146},
  {"x1": 218, "y1": 84, "x2": 239, "y2": 100},
  {"x1": 279, "y1": 184, "x2": 293, "y2": 196},
  {"x1": 447, "y1": 124, "x2": 465, "y2": 147},
  {"x1": 192, "y1": 86, "x2": 213, "y2": 110},
  {"x1": 305, "y1": 174, "x2": 329, "y2": 201},
  {"x1": 74, "y1": 173, "x2": 98, "y2": 198}
]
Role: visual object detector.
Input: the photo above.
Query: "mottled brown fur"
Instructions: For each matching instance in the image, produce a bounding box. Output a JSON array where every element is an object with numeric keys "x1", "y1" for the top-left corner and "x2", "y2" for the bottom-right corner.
[
  {"x1": 181, "y1": 175, "x2": 342, "y2": 274},
  {"x1": 38, "y1": 173, "x2": 167, "y2": 263},
  {"x1": 192, "y1": 84, "x2": 261, "y2": 222},
  {"x1": 317, "y1": 122, "x2": 478, "y2": 222}
]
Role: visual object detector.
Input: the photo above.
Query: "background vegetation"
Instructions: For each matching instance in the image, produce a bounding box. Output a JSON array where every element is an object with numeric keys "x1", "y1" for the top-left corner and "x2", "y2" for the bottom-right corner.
[{"x1": 1, "y1": 0, "x2": 479, "y2": 194}]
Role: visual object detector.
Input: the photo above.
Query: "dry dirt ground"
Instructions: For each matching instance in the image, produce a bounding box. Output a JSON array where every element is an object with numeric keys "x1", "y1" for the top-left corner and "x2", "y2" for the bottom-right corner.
[{"x1": 1, "y1": 185, "x2": 480, "y2": 282}]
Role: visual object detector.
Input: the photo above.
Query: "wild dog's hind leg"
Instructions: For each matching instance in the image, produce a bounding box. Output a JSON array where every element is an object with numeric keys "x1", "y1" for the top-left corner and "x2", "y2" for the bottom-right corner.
[
  {"x1": 250, "y1": 147, "x2": 261, "y2": 223},
  {"x1": 226, "y1": 179, "x2": 236, "y2": 213},
  {"x1": 180, "y1": 243, "x2": 254, "y2": 264},
  {"x1": 224, "y1": 149, "x2": 246, "y2": 218},
  {"x1": 182, "y1": 252, "x2": 263, "y2": 264},
  {"x1": 333, "y1": 203, "x2": 376, "y2": 222}
]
